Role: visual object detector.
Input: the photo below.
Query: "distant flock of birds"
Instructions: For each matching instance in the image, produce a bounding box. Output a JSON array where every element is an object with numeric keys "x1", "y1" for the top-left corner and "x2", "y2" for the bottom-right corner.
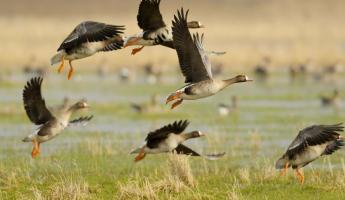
[{"x1": 18, "y1": 0, "x2": 343, "y2": 184}]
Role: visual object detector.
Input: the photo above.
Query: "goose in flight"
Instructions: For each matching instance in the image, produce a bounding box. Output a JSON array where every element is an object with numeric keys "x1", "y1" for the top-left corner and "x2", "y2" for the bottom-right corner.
[
  {"x1": 123, "y1": 0, "x2": 215, "y2": 55},
  {"x1": 130, "y1": 120, "x2": 225, "y2": 162},
  {"x1": 51, "y1": 21, "x2": 125, "y2": 79},
  {"x1": 276, "y1": 123, "x2": 344, "y2": 184},
  {"x1": 166, "y1": 8, "x2": 252, "y2": 109},
  {"x1": 22, "y1": 77, "x2": 93, "y2": 158}
]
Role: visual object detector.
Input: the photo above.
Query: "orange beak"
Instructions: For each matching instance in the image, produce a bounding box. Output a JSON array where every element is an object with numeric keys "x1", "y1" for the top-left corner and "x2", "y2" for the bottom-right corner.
[{"x1": 166, "y1": 92, "x2": 182, "y2": 104}]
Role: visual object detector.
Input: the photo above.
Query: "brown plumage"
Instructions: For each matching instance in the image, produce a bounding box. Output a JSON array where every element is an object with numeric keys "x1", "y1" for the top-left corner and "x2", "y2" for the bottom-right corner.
[
  {"x1": 22, "y1": 77, "x2": 93, "y2": 158},
  {"x1": 130, "y1": 120, "x2": 225, "y2": 162},
  {"x1": 276, "y1": 123, "x2": 344, "y2": 184}
]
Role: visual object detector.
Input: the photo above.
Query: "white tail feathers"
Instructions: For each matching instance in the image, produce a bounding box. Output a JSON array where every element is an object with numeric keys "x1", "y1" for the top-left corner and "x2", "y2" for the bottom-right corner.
[
  {"x1": 50, "y1": 51, "x2": 63, "y2": 66},
  {"x1": 22, "y1": 135, "x2": 34, "y2": 142}
]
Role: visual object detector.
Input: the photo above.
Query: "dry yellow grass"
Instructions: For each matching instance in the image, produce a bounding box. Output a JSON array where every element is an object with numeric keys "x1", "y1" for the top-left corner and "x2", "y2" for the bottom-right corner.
[
  {"x1": 0, "y1": 0, "x2": 344, "y2": 70},
  {"x1": 118, "y1": 153, "x2": 195, "y2": 199}
]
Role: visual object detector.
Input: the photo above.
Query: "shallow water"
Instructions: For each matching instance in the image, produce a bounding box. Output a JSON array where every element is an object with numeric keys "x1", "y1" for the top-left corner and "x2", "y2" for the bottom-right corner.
[{"x1": 0, "y1": 70, "x2": 344, "y2": 161}]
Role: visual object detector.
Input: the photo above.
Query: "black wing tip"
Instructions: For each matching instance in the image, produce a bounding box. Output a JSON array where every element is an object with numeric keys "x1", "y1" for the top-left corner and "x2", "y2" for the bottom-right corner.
[{"x1": 23, "y1": 76, "x2": 43, "y2": 93}]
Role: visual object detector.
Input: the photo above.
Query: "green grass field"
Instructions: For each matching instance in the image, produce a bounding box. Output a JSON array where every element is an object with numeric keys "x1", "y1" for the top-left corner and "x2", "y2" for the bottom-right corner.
[{"x1": 0, "y1": 69, "x2": 344, "y2": 199}]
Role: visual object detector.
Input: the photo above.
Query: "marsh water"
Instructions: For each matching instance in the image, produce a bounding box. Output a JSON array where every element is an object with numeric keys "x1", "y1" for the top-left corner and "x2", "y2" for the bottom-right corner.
[{"x1": 0, "y1": 69, "x2": 344, "y2": 166}]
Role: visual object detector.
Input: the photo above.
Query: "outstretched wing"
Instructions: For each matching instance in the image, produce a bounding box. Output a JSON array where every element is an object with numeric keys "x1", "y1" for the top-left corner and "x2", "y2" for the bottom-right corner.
[
  {"x1": 285, "y1": 123, "x2": 344, "y2": 158},
  {"x1": 172, "y1": 8, "x2": 212, "y2": 83},
  {"x1": 145, "y1": 120, "x2": 189, "y2": 148},
  {"x1": 69, "y1": 115, "x2": 94, "y2": 126},
  {"x1": 23, "y1": 77, "x2": 54, "y2": 125},
  {"x1": 58, "y1": 21, "x2": 125, "y2": 51},
  {"x1": 137, "y1": 0, "x2": 166, "y2": 31},
  {"x1": 175, "y1": 144, "x2": 226, "y2": 160}
]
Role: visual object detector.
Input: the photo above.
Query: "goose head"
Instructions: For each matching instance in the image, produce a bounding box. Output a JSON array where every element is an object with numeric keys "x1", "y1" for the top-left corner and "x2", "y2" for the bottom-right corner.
[
  {"x1": 69, "y1": 99, "x2": 89, "y2": 111},
  {"x1": 184, "y1": 130, "x2": 205, "y2": 140},
  {"x1": 235, "y1": 75, "x2": 253, "y2": 82}
]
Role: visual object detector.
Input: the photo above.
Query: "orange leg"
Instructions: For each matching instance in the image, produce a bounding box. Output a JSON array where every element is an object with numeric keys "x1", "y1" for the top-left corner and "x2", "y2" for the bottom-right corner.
[
  {"x1": 31, "y1": 140, "x2": 40, "y2": 158},
  {"x1": 131, "y1": 46, "x2": 144, "y2": 55},
  {"x1": 134, "y1": 147, "x2": 146, "y2": 162},
  {"x1": 58, "y1": 55, "x2": 65, "y2": 73},
  {"x1": 67, "y1": 60, "x2": 74, "y2": 80},
  {"x1": 280, "y1": 162, "x2": 289, "y2": 176},
  {"x1": 295, "y1": 168, "x2": 305, "y2": 184},
  {"x1": 166, "y1": 91, "x2": 182, "y2": 104},
  {"x1": 171, "y1": 99, "x2": 183, "y2": 109}
]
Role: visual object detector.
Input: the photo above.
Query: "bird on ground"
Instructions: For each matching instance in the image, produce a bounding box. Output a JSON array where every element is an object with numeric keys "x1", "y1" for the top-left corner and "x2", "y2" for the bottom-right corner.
[
  {"x1": 22, "y1": 77, "x2": 93, "y2": 158},
  {"x1": 320, "y1": 89, "x2": 340, "y2": 107},
  {"x1": 131, "y1": 94, "x2": 160, "y2": 114},
  {"x1": 130, "y1": 120, "x2": 225, "y2": 162},
  {"x1": 51, "y1": 21, "x2": 125, "y2": 79},
  {"x1": 124, "y1": 0, "x2": 225, "y2": 56},
  {"x1": 276, "y1": 123, "x2": 344, "y2": 184},
  {"x1": 218, "y1": 96, "x2": 238, "y2": 116},
  {"x1": 165, "y1": 8, "x2": 252, "y2": 109}
]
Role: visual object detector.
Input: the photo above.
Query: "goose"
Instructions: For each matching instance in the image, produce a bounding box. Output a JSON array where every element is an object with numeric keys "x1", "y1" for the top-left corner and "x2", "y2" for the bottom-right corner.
[
  {"x1": 165, "y1": 8, "x2": 252, "y2": 109},
  {"x1": 218, "y1": 96, "x2": 238, "y2": 116},
  {"x1": 124, "y1": 0, "x2": 226, "y2": 56},
  {"x1": 131, "y1": 94, "x2": 160, "y2": 113},
  {"x1": 320, "y1": 89, "x2": 340, "y2": 107},
  {"x1": 276, "y1": 123, "x2": 344, "y2": 184},
  {"x1": 51, "y1": 21, "x2": 125, "y2": 79},
  {"x1": 22, "y1": 77, "x2": 93, "y2": 158},
  {"x1": 130, "y1": 120, "x2": 225, "y2": 162}
]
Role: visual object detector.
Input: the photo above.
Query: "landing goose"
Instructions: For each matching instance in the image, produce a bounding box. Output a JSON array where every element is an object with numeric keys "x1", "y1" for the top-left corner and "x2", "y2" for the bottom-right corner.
[
  {"x1": 123, "y1": 0, "x2": 211, "y2": 55},
  {"x1": 51, "y1": 21, "x2": 125, "y2": 79},
  {"x1": 166, "y1": 9, "x2": 252, "y2": 109},
  {"x1": 22, "y1": 77, "x2": 93, "y2": 158},
  {"x1": 130, "y1": 120, "x2": 225, "y2": 162},
  {"x1": 276, "y1": 123, "x2": 344, "y2": 184}
]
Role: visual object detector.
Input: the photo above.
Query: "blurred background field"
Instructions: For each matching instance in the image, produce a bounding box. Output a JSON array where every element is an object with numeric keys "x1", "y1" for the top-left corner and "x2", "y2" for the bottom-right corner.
[
  {"x1": 1, "y1": 0, "x2": 345, "y2": 69},
  {"x1": 1, "y1": 0, "x2": 345, "y2": 199}
]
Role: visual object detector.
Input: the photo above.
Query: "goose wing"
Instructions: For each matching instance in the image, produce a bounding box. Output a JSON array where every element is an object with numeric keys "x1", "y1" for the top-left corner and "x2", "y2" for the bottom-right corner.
[
  {"x1": 145, "y1": 120, "x2": 189, "y2": 148},
  {"x1": 69, "y1": 115, "x2": 94, "y2": 126},
  {"x1": 285, "y1": 123, "x2": 344, "y2": 158},
  {"x1": 172, "y1": 8, "x2": 212, "y2": 83},
  {"x1": 57, "y1": 21, "x2": 125, "y2": 51},
  {"x1": 23, "y1": 77, "x2": 54, "y2": 125},
  {"x1": 137, "y1": 0, "x2": 166, "y2": 31},
  {"x1": 175, "y1": 144, "x2": 226, "y2": 160}
]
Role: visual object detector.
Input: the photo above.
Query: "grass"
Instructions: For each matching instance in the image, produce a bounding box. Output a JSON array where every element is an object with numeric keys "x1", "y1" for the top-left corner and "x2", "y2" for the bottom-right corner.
[{"x1": 0, "y1": 68, "x2": 345, "y2": 199}]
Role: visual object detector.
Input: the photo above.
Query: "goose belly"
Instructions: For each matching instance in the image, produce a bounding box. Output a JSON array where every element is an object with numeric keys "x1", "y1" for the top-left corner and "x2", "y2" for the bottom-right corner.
[
  {"x1": 180, "y1": 82, "x2": 219, "y2": 100},
  {"x1": 291, "y1": 144, "x2": 328, "y2": 167},
  {"x1": 37, "y1": 121, "x2": 68, "y2": 143},
  {"x1": 146, "y1": 27, "x2": 172, "y2": 42},
  {"x1": 145, "y1": 134, "x2": 182, "y2": 154},
  {"x1": 66, "y1": 42, "x2": 105, "y2": 60}
]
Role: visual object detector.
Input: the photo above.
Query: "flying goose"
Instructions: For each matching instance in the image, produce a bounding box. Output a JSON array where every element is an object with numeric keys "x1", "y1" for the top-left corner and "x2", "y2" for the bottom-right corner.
[
  {"x1": 123, "y1": 0, "x2": 209, "y2": 55},
  {"x1": 130, "y1": 120, "x2": 225, "y2": 162},
  {"x1": 22, "y1": 77, "x2": 93, "y2": 158},
  {"x1": 276, "y1": 123, "x2": 344, "y2": 184},
  {"x1": 51, "y1": 21, "x2": 125, "y2": 79},
  {"x1": 165, "y1": 9, "x2": 252, "y2": 109}
]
